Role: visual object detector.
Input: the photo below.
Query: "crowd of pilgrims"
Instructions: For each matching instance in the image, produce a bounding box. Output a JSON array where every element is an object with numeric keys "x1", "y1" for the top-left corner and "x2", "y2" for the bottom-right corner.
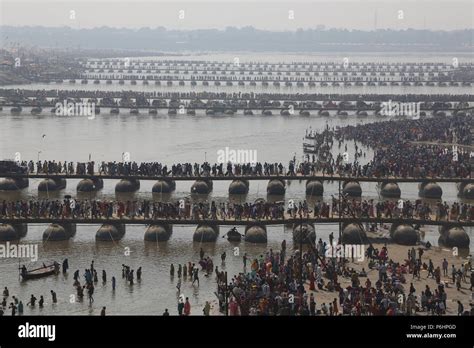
[
  {"x1": 215, "y1": 240, "x2": 474, "y2": 316},
  {"x1": 2, "y1": 89, "x2": 473, "y2": 104},
  {"x1": 1, "y1": 198, "x2": 472, "y2": 222},
  {"x1": 2, "y1": 240, "x2": 472, "y2": 316},
  {"x1": 17, "y1": 114, "x2": 471, "y2": 180},
  {"x1": 0, "y1": 259, "x2": 139, "y2": 316},
  {"x1": 26, "y1": 160, "x2": 288, "y2": 177},
  {"x1": 303, "y1": 114, "x2": 472, "y2": 178}
]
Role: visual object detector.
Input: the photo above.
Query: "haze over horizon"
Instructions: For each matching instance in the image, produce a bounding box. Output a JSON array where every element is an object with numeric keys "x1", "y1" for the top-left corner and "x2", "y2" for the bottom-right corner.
[{"x1": 1, "y1": 0, "x2": 473, "y2": 31}]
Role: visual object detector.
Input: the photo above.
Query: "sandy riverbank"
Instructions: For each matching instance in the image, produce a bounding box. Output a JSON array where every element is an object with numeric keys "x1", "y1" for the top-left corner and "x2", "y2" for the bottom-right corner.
[{"x1": 209, "y1": 241, "x2": 472, "y2": 316}]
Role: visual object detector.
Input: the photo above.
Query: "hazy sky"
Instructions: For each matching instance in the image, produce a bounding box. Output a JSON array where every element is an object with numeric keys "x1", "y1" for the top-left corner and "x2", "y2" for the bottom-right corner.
[{"x1": 0, "y1": 0, "x2": 472, "y2": 30}]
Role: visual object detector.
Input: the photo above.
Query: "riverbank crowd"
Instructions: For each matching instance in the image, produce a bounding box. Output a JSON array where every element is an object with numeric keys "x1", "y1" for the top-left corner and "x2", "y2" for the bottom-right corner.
[
  {"x1": 6, "y1": 112, "x2": 468, "y2": 180},
  {"x1": 303, "y1": 114, "x2": 472, "y2": 178},
  {"x1": 214, "y1": 241, "x2": 474, "y2": 316}
]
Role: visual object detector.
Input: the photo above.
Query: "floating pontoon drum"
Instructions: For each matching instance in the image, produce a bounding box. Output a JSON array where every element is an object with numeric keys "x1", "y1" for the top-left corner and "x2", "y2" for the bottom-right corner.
[
  {"x1": 418, "y1": 181, "x2": 442, "y2": 199},
  {"x1": 267, "y1": 179, "x2": 285, "y2": 195},
  {"x1": 305, "y1": 180, "x2": 323, "y2": 196},
  {"x1": 341, "y1": 223, "x2": 368, "y2": 244},
  {"x1": 115, "y1": 179, "x2": 140, "y2": 192},
  {"x1": 390, "y1": 224, "x2": 418, "y2": 245},
  {"x1": 293, "y1": 223, "x2": 316, "y2": 244},
  {"x1": 144, "y1": 224, "x2": 172, "y2": 242},
  {"x1": 244, "y1": 225, "x2": 267, "y2": 243},
  {"x1": 152, "y1": 179, "x2": 176, "y2": 193},
  {"x1": 96, "y1": 224, "x2": 126, "y2": 241},
  {"x1": 228, "y1": 180, "x2": 249, "y2": 194},
  {"x1": 193, "y1": 225, "x2": 219, "y2": 242}
]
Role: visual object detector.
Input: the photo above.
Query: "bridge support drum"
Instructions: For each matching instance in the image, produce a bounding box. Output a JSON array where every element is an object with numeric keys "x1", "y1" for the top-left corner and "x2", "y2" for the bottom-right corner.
[
  {"x1": 0, "y1": 224, "x2": 20, "y2": 241},
  {"x1": 96, "y1": 224, "x2": 126, "y2": 241},
  {"x1": 341, "y1": 223, "x2": 368, "y2": 244},
  {"x1": 390, "y1": 224, "x2": 418, "y2": 245},
  {"x1": 38, "y1": 178, "x2": 66, "y2": 192},
  {"x1": 144, "y1": 224, "x2": 172, "y2": 242},
  {"x1": 438, "y1": 225, "x2": 470, "y2": 248},
  {"x1": 457, "y1": 182, "x2": 474, "y2": 199},
  {"x1": 292, "y1": 223, "x2": 316, "y2": 244},
  {"x1": 229, "y1": 179, "x2": 249, "y2": 195},
  {"x1": 115, "y1": 179, "x2": 140, "y2": 193},
  {"x1": 244, "y1": 224, "x2": 267, "y2": 243},
  {"x1": 77, "y1": 177, "x2": 104, "y2": 192},
  {"x1": 43, "y1": 223, "x2": 75, "y2": 241},
  {"x1": 191, "y1": 179, "x2": 212, "y2": 194},
  {"x1": 342, "y1": 181, "x2": 362, "y2": 197},
  {"x1": 152, "y1": 179, "x2": 176, "y2": 193},
  {"x1": 380, "y1": 181, "x2": 401, "y2": 198},
  {"x1": 267, "y1": 179, "x2": 285, "y2": 195},
  {"x1": 418, "y1": 181, "x2": 442, "y2": 199},
  {"x1": 0, "y1": 178, "x2": 29, "y2": 191},
  {"x1": 305, "y1": 180, "x2": 323, "y2": 196},
  {"x1": 193, "y1": 224, "x2": 219, "y2": 242},
  {"x1": 12, "y1": 223, "x2": 28, "y2": 238}
]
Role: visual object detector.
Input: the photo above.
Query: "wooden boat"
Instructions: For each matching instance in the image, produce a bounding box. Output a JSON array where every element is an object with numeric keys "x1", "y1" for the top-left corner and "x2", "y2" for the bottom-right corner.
[
  {"x1": 21, "y1": 263, "x2": 59, "y2": 280},
  {"x1": 225, "y1": 228, "x2": 242, "y2": 242}
]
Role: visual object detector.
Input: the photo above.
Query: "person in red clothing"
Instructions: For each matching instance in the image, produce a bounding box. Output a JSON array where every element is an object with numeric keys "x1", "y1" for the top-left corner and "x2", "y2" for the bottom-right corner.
[
  {"x1": 184, "y1": 297, "x2": 191, "y2": 316},
  {"x1": 309, "y1": 271, "x2": 315, "y2": 291},
  {"x1": 229, "y1": 298, "x2": 239, "y2": 316}
]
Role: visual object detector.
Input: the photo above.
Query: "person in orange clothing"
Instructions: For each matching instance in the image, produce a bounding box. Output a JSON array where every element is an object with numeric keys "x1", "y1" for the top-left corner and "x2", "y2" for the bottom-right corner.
[
  {"x1": 259, "y1": 297, "x2": 268, "y2": 314},
  {"x1": 265, "y1": 261, "x2": 272, "y2": 275},
  {"x1": 184, "y1": 297, "x2": 191, "y2": 316}
]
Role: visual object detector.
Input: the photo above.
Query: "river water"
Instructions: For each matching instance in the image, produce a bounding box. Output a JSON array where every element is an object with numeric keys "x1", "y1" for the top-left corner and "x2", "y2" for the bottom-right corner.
[{"x1": 0, "y1": 52, "x2": 472, "y2": 315}]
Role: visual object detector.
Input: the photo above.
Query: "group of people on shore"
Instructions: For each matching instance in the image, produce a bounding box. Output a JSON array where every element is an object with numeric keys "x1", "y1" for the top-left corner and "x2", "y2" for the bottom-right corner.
[
  {"x1": 167, "y1": 249, "x2": 220, "y2": 316},
  {"x1": 2, "y1": 239, "x2": 472, "y2": 317},
  {"x1": 214, "y1": 239, "x2": 473, "y2": 316},
  {"x1": 303, "y1": 114, "x2": 472, "y2": 179},
  {"x1": 19, "y1": 119, "x2": 471, "y2": 181}
]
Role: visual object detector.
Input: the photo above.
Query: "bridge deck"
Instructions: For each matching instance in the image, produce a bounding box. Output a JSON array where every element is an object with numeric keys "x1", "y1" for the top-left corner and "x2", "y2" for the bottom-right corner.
[
  {"x1": 3, "y1": 172, "x2": 471, "y2": 183},
  {"x1": 2, "y1": 215, "x2": 472, "y2": 227}
]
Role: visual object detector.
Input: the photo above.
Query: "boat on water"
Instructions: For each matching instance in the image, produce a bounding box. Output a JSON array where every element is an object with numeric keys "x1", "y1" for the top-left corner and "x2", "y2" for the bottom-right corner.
[
  {"x1": 20, "y1": 262, "x2": 59, "y2": 280},
  {"x1": 223, "y1": 227, "x2": 242, "y2": 242}
]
